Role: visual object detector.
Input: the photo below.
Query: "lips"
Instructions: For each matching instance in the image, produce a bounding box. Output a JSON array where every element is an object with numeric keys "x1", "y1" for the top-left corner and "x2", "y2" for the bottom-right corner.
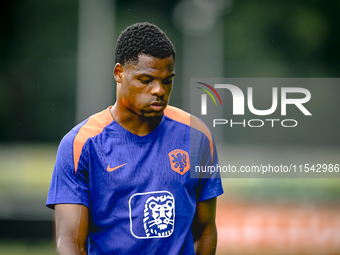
[
  {"x1": 151, "y1": 101, "x2": 165, "y2": 107},
  {"x1": 150, "y1": 101, "x2": 166, "y2": 111}
]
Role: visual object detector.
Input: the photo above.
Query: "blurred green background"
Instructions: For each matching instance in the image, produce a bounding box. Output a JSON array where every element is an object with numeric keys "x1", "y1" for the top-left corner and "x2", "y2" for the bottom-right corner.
[{"x1": 1, "y1": 0, "x2": 340, "y2": 254}]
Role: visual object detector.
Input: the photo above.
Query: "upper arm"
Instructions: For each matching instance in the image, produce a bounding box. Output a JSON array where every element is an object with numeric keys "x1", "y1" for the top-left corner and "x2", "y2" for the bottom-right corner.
[
  {"x1": 55, "y1": 204, "x2": 89, "y2": 255},
  {"x1": 192, "y1": 197, "x2": 218, "y2": 255},
  {"x1": 192, "y1": 197, "x2": 217, "y2": 243},
  {"x1": 192, "y1": 197, "x2": 217, "y2": 237}
]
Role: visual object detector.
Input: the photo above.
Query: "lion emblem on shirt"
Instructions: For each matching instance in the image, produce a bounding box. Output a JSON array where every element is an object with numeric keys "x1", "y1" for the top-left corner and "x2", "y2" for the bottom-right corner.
[
  {"x1": 172, "y1": 152, "x2": 187, "y2": 172},
  {"x1": 168, "y1": 149, "x2": 190, "y2": 175},
  {"x1": 143, "y1": 194, "x2": 175, "y2": 237}
]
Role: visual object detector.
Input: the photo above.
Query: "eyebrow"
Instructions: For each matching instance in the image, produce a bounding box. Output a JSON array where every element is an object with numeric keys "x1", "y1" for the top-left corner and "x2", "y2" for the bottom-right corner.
[{"x1": 138, "y1": 73, "x2": 176, "y2": 79}]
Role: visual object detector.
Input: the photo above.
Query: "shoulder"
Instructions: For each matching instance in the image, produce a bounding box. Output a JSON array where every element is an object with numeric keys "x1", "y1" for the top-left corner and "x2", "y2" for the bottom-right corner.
[
  {"x1": 164, "y1": 105, "x2": 212, "y2": 139},
  {"x1": 73, "y1": 107, "x2": 114, "y2": 148},
  {"x1": 59, "y1": 107, "x2": 114, "y2": 173},
  {"x1": 164, "y1": 105, "x2": 214, "y2": 155}
]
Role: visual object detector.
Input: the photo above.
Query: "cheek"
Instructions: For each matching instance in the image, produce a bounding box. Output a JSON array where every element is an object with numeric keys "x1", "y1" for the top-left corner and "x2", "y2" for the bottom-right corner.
[
  {"x1": 121, "y1": 82, "x2": 147, "y2": 102},
  {"x1": 164, "y1": 86, "x2": 173, "y2": 99},
  {"x1": 132, "y1": 94, "x2": 146, "y2": 107},
  {"x1": 126, "y1": 88, "x2": 151, "y2": 108}
]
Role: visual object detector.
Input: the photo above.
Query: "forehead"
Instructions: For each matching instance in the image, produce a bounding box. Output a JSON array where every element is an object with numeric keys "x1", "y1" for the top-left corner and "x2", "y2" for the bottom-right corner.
[{"x1": 127, "y1": 54, "x2": 175, "y2": 75}]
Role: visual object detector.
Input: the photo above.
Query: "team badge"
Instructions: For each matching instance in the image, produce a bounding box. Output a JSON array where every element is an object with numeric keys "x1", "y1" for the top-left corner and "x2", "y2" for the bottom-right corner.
[
  {"x1": 129, "y1": 191, "x2": 175, "y2": 239},
  {"x1": 168, "y1": 149, "x2": 190, "y2": 175}
]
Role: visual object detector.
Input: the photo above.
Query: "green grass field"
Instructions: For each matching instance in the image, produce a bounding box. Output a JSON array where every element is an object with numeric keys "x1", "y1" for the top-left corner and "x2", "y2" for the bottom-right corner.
[{"x1": 0, "y1": 241, "x2": 55, "y2": 255}]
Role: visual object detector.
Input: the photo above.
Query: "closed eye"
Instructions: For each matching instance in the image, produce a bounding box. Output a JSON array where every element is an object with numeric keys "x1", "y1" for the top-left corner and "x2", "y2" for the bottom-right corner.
[
  {"x1": 162, "y1": 78, "x2": 173, "y2": 85},
  {"x1": 139, "y1": 79, "x2": 152, "y2": 84}
]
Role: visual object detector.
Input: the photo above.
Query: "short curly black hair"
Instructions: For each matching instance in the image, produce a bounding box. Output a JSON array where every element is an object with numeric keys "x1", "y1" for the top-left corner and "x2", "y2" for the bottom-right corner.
[{"x1": 115, "y1": 22, "x2": 176, "y2": 65}]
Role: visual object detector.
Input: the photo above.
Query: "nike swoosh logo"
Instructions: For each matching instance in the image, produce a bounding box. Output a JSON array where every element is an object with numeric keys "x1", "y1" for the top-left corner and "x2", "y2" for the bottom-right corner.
[{"x1": 107, "y1": 163, "x2": 127, "y2": 172}]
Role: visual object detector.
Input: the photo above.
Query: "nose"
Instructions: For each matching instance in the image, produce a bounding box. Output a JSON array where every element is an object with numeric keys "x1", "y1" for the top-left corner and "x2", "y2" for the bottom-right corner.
[{"x1": 151, "y1": 81, "x2": 165, "y2": 96}]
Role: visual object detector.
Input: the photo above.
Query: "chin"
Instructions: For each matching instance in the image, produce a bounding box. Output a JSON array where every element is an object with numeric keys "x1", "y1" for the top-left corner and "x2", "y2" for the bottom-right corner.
[{"x1": 141, "y1": 111, "x2": 163, "y2": 123}]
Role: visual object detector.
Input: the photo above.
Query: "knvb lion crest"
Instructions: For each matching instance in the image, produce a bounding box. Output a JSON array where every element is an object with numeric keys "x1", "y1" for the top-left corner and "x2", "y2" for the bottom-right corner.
[{"x1": 168, "y1": 149, "x2": 190, "y2": 175}]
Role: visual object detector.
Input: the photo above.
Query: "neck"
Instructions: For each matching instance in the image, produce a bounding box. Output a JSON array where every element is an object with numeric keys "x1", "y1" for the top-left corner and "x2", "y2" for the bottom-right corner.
[{"x1": 110, "y1": 104, "x2": 162, "y2": 136}]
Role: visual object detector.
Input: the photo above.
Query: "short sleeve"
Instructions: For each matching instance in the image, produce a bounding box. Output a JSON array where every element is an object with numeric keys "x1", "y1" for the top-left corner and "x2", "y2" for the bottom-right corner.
[
  {"x1": 46, "y1": 131, "x2": 90, "y2": 209},
  {"x1": 196, "y1": 135, "x2": 224, "y2": 202}
]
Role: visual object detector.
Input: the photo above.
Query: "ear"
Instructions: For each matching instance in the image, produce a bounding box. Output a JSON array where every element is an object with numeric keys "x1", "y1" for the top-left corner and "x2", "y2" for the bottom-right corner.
[{"x1": 113, "y1": 63, "x2": 123, "y2": 83}]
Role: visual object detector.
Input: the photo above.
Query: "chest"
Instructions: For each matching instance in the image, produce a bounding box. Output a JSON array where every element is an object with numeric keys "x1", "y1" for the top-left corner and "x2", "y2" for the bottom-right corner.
[{"x1": 85, "y1": 135, "x2": 199, "y2": 209}]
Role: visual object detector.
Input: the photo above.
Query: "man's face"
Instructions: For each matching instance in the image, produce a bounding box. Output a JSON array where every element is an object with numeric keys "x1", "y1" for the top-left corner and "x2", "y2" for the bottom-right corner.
[{"x1": 116, "y1": 54, "x2": 175, "y2": 121}]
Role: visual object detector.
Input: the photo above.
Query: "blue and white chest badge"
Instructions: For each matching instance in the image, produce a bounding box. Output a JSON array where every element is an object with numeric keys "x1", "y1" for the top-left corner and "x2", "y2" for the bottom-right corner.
[{"x1": 129, "y1": 191, "x2": 175, "y2": 239}]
